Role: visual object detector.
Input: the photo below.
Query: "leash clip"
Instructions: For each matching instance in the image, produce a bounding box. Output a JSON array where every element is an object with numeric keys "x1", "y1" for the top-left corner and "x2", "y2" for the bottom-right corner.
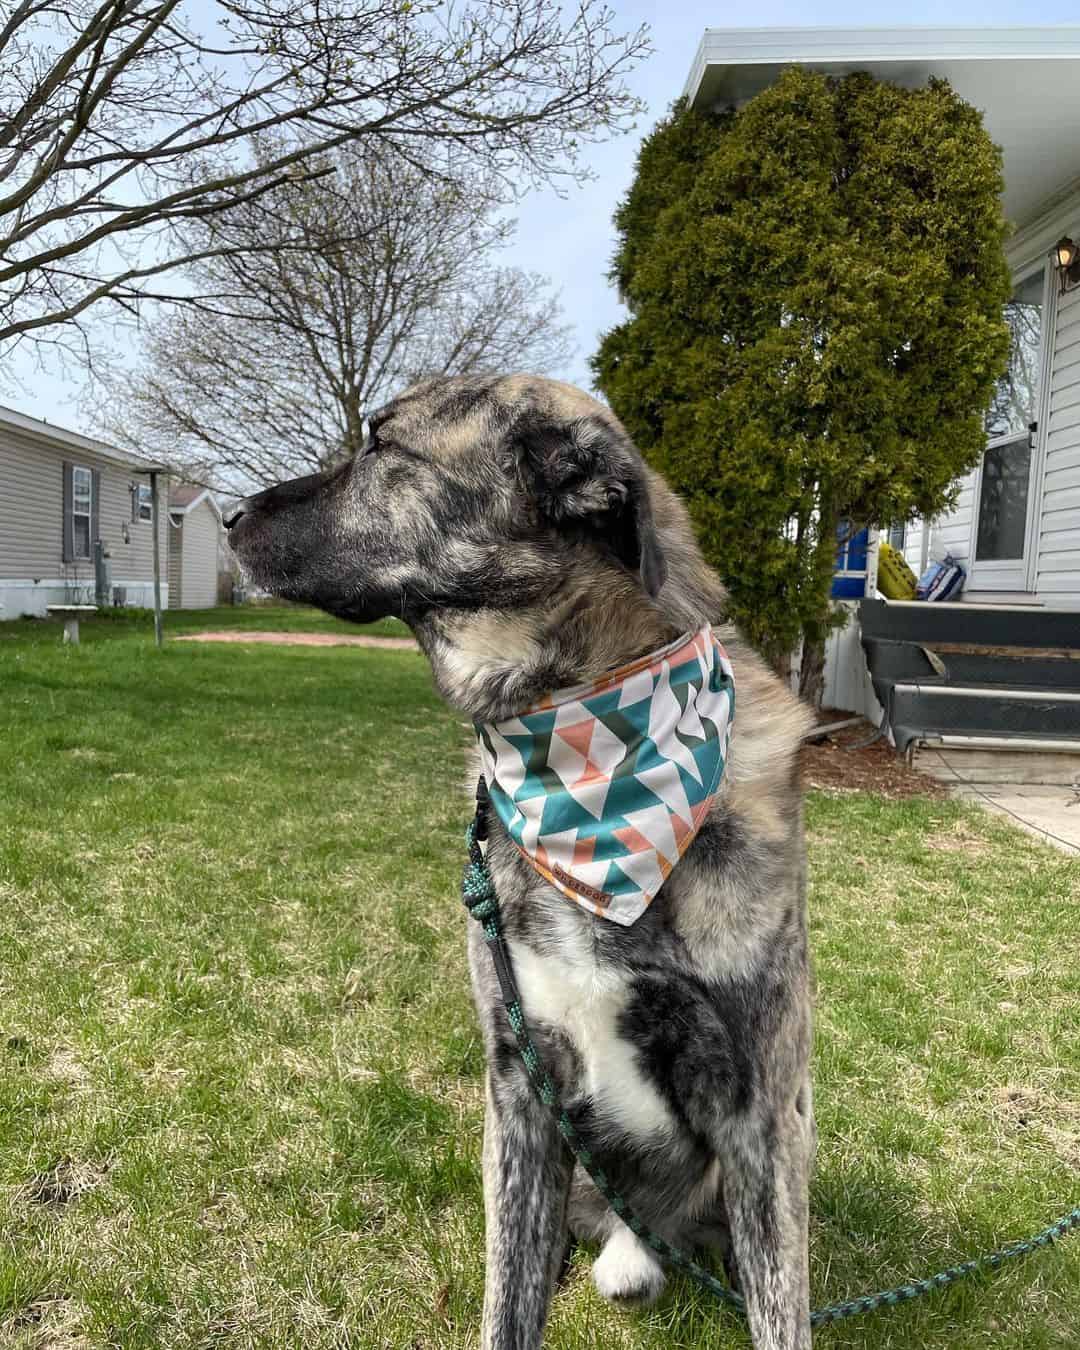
[{"x1": 474, "y1": 775, "x2": 490, "y2": 843}]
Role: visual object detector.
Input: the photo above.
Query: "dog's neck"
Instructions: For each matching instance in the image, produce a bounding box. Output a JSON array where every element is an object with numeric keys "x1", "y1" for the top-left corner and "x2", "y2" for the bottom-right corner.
[{"x1": 413, "y1": 574, "x2": 680, "y2": 722}]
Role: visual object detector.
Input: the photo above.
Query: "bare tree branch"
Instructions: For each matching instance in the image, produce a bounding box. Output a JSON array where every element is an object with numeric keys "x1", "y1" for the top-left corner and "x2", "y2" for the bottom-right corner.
[
  {"x1": 0, "y1": 0, "x2": 648, "y2": 355},
  {"x1": 95, "y1": 140, "x2": 575, "y2": 491}
]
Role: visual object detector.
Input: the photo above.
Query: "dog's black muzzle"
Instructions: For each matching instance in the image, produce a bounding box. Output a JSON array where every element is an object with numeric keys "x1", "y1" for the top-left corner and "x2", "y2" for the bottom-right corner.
[{"x1": 224, "y1": 469, "x2": 331, "y2": 531}]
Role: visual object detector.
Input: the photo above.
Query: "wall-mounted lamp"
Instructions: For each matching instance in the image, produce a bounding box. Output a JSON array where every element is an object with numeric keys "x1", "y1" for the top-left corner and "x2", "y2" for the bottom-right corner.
[{"x1": 1052, "y1": 236, "x2": 1080, "y2": 294}]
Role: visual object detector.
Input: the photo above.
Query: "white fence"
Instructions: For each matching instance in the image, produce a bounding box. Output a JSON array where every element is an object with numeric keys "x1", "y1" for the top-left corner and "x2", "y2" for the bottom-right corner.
[{"x1": 821, "y1": 601, "x2": 884, "y2": 720}]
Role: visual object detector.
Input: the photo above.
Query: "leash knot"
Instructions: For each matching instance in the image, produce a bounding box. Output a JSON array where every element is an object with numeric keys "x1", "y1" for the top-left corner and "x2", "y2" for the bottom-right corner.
[{"x1": 462, "y1": 819, "x2": 498, "y2": 923}]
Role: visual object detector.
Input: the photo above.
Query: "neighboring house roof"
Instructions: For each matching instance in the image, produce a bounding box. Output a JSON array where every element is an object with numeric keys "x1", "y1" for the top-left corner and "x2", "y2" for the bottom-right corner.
[
  {"x1": 0, "y1": 402, "x2": 165, "y2": 472},
  {"x1": 683, "y1": 27, "x2": 1080, "y2": 228},
  {"x1": 168, "y1": 483, "x2": 223, "y2": 520}
]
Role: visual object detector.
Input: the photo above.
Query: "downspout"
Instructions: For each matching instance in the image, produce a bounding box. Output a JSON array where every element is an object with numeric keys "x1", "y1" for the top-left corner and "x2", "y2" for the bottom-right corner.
[
  {"x1": 864, "y1": 526, "x2": 880, "y2": 598},
  {"x1": 151, "y1": 470, "x2": 163, "y2": 648}
]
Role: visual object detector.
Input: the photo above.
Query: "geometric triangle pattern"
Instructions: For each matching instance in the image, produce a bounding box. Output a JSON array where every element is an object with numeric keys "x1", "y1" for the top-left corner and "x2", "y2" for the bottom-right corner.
[{"x1": 476, "y1": 624, "x2": 735, "y2": 927}]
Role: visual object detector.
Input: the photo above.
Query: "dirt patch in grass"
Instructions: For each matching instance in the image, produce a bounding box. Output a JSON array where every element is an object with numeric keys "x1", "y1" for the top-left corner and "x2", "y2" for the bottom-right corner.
[
  {"x1": 44, "y1": 1047, "x2": 88, "y2": 1088},
  {"x1": 175, "y1": 630, "x2": 417, "y2": 650},
  {"x1": 1, "y1": 1296, "x2": 89, "y2": 1350},
  {"x1": 801, "y1": 716, "x2": 948, "y2": 800},
  {"x1": 994, "y1": 1086, "x2": 1080, "y2": 1170},
  {"x1": 20, "y1": 1158, "x2": 106, "y2": 1209},
  {"x1": 921, "y1": 819, "x2": 990, "y2": 855}
]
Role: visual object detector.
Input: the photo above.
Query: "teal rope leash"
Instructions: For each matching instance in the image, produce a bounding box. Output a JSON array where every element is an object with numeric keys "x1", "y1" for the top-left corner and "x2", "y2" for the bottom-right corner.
[{"x1": 462, "y1": 783, "x2": 1080, "y2": 1328}]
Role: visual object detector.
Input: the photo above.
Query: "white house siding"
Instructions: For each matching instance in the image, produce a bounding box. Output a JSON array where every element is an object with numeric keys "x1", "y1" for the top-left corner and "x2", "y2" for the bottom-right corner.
[
  {"x1": 898, "y1": 519, "x2": 927, "y2": 575},
  {"x1": 0, "y1": 424, "x2": 168, "y2": 618},
  {"x1": 177, "y1": 499, "x2": 219, "y2": 609},
  {"x1": 922, "y1": 478, "x2": 978, "y2": 573},
  {"x1": 1037, "y1": 283, "x2": 1080, "y2": 605}
]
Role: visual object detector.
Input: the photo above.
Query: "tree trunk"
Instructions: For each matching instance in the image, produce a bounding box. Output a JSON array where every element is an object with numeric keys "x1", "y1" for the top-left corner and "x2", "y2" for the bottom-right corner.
[
  {"x1": 798, "y1": 633, "x2": 826, "y2": 708},
  {"x1": 799, "y1": 498, "x2": 843, "y2": 710},
  {"x1": 765, "y1": 639, "x2": 795, "y2": 687}
]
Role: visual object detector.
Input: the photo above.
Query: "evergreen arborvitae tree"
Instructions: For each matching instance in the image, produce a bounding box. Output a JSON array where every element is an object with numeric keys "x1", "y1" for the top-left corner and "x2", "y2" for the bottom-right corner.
[{"x1": 593, "y1": 68, "x2": 1011, "y2": 698}]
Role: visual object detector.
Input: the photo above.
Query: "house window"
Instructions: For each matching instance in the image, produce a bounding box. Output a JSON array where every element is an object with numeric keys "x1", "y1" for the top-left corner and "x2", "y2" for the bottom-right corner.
[
  {"x1": 985, "y1": 270, "x2": 1043, "y2": 441},
  {"x1": 887, "y1": 521, "x2": 906, "y2": 552},
  {"x1": 975, "y1": 268, "x2": 1044, "y2": 565},
  {"x1": 135, "y1": 483, "x2": 153, "y2": 522},
  {"x1": 72, "y1": 465, "x2": 93, "y2": 560},
  {"x1": 976, "y1": 435, "x2": 1032, "y2": 561}
]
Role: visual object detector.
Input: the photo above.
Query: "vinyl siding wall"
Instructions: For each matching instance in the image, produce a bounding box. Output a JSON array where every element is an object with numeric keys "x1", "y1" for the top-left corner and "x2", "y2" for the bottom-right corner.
[
  {"x1": 897, "y1": 519, "x2": 927, "y2": 575},
  {"x1": 176, "y1": 500, "x2": 219, "y2": 609},
  {"x1": 921, "y1": 479, "x2": 978, "y2": 574},
  {"x1": 1037, "y1": 282, "x2": 1080, "y2": 605},
  {"x1": 0, "y1": 424, "x2": 168, "y2": 617}
]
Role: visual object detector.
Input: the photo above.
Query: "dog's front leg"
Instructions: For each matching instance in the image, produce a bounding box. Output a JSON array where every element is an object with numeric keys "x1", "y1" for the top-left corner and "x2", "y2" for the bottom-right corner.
[
  {"x1": 722, "y1": 1107, "x2": 812, "y2": 1350},
  {"x1": 480, "y1": 1064, "x2": 573, "y2": 1350}
]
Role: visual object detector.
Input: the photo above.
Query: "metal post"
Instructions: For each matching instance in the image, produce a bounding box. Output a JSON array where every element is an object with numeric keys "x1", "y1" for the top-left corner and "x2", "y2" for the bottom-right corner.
[
  {"x1": 93, "y1": 538, "x2": 110, "y2": 608},
  {"x1": 863, "y1": 526, "x2": 881, "y2": 598},
  {"x1": 150, "y1": 470, "x2": 163, "y2": 648}
]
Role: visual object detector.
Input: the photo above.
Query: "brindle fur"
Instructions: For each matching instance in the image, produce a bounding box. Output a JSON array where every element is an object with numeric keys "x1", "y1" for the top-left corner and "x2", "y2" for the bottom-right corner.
[{"x1": 227, "y1": 374, "x2": 816, "y2": 1350}]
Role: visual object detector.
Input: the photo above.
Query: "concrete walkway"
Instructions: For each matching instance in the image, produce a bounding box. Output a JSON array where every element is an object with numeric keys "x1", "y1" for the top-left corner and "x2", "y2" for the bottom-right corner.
[{"x1": 947, "y1": 782, "x2": 1080, "y2": 856}]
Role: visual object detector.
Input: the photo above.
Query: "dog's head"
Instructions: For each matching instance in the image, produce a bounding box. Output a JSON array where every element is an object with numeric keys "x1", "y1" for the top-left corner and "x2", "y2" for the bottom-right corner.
[{"x1": 226, "y1": 375, "x2": 667, "y2": 625}]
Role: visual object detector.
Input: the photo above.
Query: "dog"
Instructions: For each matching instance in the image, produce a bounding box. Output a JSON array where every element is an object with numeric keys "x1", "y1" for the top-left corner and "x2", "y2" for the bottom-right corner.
[{"x1": 226, "y1": 374, "x2": 815, "y2": 1350}]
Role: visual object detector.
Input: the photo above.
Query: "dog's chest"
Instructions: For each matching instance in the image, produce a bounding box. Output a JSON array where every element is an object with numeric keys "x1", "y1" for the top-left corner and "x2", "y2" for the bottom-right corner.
[{"x1": 506, "y1": 907, "x2": 677, "y2": 1140}]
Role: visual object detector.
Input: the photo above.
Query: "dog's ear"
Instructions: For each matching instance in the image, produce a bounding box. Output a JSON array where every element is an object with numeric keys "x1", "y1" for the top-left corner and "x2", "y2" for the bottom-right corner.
[{"x1": 514, "y1": 413, "x2": 667, "y2": 597}]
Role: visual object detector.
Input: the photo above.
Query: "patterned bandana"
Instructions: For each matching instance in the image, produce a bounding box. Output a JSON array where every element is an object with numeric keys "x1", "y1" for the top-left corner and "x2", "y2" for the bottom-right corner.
[{"x1": 476, "y1": 625, "x2": 734, "y2": 927}]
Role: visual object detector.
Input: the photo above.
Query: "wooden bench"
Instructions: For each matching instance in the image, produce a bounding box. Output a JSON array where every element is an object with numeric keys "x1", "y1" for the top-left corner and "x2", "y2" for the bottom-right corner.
[{"x1": 46, "y1": 604, "x2": 98, "y2": 644}]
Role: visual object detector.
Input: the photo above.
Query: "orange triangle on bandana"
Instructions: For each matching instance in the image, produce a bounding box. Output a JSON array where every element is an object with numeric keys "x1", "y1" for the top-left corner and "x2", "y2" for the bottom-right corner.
[
  {"x1": 671, "y1": 813, "x2": 694, "y2": 850},
  {"x1": 613, "y1": 823, "x2": 655, "y2": 857},
  {"x1": 572, "y1": 835, "x2": 597, "y2": 865},
  {"x1": 574, "y1": 758, "x2": 611, "y2": 788},
  {"x1": 555, "y1": 719, "x2": 595, "y2": 760}
]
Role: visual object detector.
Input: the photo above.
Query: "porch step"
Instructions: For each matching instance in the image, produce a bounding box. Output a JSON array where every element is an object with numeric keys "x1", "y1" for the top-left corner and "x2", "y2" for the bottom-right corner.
[
  {"x1": 915, "y1": 740, "x2": 1080, "y2": 789},
  {"x1": 890, "y1": 683, "x2": 1080, "y2": 751},
  {"x1": 858, "y1": 598, "x2": 1080, "y2": 756},
  {"x1": 863, "y1": 640, "x2": 1080, "y2": 691},
  {"x1": 860, "y1": 598, "x2": 1080, "y2": 649}
]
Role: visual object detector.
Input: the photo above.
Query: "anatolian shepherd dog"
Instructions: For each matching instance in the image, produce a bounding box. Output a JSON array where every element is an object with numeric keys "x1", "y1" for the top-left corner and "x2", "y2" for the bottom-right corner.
[{"x1": 226, "y1": 374, "x2": 815, "y2": 1350}]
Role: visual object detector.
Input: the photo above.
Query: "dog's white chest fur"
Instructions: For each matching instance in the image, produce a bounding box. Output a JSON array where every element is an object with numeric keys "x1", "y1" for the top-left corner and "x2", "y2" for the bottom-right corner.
[{"x1": 507, "y1": 909, "x2": 675, "y2": 1140}]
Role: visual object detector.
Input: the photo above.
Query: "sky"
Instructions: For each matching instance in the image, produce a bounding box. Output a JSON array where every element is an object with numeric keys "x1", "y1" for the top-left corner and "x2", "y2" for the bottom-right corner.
[{"x1": 5, "y1": 0, "x2": 1080, "y2": 429}]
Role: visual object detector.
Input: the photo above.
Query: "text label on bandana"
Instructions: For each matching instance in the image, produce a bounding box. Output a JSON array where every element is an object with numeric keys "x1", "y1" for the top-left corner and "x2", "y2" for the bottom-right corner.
[{"x1": 476, "y1": 625, "x2": 734, "y2": 926}]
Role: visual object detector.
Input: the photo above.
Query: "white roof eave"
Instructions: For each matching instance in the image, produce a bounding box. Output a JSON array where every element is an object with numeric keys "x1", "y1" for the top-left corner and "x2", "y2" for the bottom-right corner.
[
  {"x1": 169, "y1": 489, "x2": 222, "y2": 520},
  {"x1": 0, "y1": 402, "x2": 165, "y2": 473},
  {"x1": 684, "y1": 25, "x2": 1080, "y2": 100}
]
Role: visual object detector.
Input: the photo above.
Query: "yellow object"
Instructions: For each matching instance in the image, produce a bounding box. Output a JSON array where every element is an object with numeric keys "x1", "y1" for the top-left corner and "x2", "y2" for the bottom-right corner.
[{"x1": 876, "y1": 540, "x2": 918, "y2": 599}]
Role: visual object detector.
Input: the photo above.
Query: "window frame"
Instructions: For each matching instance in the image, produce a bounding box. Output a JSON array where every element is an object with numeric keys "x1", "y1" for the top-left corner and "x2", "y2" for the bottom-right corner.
[
  {"x1": 135, "y1": 482, "x2": 153, "y2": 523},
  {"x1": 968, "y1": 257, "x2": 1055, "y2": 592},
  {"x1": 71, "y1": 464, "x2": 93, "y2": 561}
]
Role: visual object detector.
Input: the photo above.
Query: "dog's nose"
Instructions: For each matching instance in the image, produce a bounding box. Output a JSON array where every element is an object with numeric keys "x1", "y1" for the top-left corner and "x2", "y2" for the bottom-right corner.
[{"x1": 223, "y1": 499, "x2": 251, "y2": 530}]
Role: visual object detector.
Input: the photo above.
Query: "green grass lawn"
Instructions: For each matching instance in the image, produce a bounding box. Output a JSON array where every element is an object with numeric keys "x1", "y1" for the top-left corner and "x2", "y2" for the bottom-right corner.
[
  {"x1": 0, "y1": 604, "x2": 408, "y2": 645},
  {"x1": 0, "y1": 611, "x2": 1077, "y2": 1349}
]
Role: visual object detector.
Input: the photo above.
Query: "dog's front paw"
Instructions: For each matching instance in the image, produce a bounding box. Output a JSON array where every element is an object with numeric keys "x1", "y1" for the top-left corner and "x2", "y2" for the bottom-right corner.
[{"x1": 592, "y1": 1226, "x2": 666, "y2": 1305}]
